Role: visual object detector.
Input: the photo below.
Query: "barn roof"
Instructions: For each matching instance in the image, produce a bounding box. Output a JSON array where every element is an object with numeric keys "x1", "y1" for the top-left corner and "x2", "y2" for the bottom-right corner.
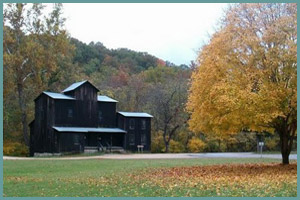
[
  {"x1": 42, "y1": 92, "x2": 75, "y2": 100},
  {"x1": 62, "y1": 80, "x2": 99, "y2": 93},
  {"x1": 53, "y1": 126, "x2": 126, "y2": 133},
  {"x1": 118, "y1": 112, "x2": 153, "y2": 118},
  {"x1": 98, "y1": 95, "x2": 118, "y2": 103}
]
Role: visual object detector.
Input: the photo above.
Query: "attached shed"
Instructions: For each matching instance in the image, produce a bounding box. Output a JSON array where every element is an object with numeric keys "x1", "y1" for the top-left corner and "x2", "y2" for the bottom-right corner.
[{"x1": 117, "y1": 112, "x2": 153, "y2": 152}]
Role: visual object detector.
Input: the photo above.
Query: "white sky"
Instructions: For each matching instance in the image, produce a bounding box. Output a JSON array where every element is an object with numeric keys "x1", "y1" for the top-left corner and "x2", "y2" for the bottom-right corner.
[{"x1": 62, "y1": 3, "x2": 228, "y2": 65}]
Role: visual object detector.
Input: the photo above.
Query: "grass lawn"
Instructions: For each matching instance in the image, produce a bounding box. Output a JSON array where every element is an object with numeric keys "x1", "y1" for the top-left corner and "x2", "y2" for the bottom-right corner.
[
  {"x1": 3, "y1": 158, "x2": 297, "y2": 197},
  {"x1": 255, "y1": 151, "x2": 297, "y2": 154}
]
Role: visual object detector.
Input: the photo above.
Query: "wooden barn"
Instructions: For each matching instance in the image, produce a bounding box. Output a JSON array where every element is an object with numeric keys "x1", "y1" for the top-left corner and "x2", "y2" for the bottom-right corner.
[{"x1": 29, "y1": 80, "x2": 152, "y2": 156}]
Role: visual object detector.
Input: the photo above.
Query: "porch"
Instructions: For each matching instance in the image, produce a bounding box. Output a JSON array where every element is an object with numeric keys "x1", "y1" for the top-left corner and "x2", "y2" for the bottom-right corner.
[{"x1": 53, "y1": 126, "x2": 127, "y2": 153}]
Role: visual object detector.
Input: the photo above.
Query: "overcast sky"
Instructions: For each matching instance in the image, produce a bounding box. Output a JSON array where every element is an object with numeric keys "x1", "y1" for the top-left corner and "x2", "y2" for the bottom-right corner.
[{"x1": 62, "y1": 3, "x2": 228, "y2": 65}]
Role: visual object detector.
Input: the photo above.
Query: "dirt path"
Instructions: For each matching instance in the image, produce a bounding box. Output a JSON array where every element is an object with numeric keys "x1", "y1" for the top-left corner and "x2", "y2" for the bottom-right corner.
[{"x1": 3, "y1": 152, "x2": 297, "y2": 160}]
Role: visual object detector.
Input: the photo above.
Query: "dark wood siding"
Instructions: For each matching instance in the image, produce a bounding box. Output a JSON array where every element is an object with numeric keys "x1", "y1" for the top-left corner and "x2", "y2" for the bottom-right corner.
[
  {"x1": 117, "y1": 114, "x2": 151, "y2": 152},
  {"x1": 29, "y1": 121, "x2": 35, "y2": 156},
  {"x1": 98, "y1": 102, "x2": 116, "y2": 127},
  {"x1": 32, "y1": 94, "x2": 56, "y2": 154},
  {"x1": 64, "y1": 82, "x2": 98, "y2": 101},
  {"x1": 117, "y1": 115, "x2": 126, "y2": 148},
  {"x1": 54, "y1": 100, "x2": 76, "y2": 126},
  {"x1": 63, "y1": 83, "x2": 98, "y2": 127},
  {"x1": 57, "y1": 132, "x2": 85, "y2": 153}
]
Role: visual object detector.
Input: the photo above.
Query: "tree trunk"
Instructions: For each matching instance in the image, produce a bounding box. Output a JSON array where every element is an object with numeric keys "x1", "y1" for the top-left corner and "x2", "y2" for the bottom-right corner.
[
  {"x1": 275, "y1": 114, "x2": 297, "y2": 165},
  {"x1": 163, "y1": 134, "x2": 169, "y2": 153},
  {"x1": 280, "y1": 133, "x2": 290, "y2": 165},
  {"x1": 17, "y1": 83, "x2": 29, "y2": 146},
  {"x1": 165, "y1": 142, "x2": 169, "y2": 153},
  {"x1": 282, "y1": 152, "x2": 289, "y2": 165},
  {"x1": 277, "y1": 119, "x2": 296, "y2": 165},
  {"x1": 163, "y1": 125, "x2": 169, "y2": 153}
]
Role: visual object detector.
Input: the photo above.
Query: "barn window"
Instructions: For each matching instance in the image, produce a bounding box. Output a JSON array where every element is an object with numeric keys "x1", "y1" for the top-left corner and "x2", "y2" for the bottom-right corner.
[
  {"x1": 129, "y1": 119, "x2": 135, "y2": 130},
  {"x1": 129, "y1": 134, "x2": 135, "y2": 145},
  {"x1": 73, "y1": 134, "x2": 79, "y2": 144},
  {"x1": 67, "y1": 108, "x2": 73, "y2": 118},
  {"x1": 98, "y1": 111, "x2": 103, "y2": 122},
  {"x1": 141, "y1": 119, "x2": 146, "y2": 130},
  {"x1": 141, "y1": 133, "x2": 146, "y2": 144}
]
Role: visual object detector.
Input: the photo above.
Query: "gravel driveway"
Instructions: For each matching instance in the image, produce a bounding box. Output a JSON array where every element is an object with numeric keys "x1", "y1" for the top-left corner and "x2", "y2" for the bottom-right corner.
[{"x1": 3, "y1": 152, "x2": 297, "y2": 160}]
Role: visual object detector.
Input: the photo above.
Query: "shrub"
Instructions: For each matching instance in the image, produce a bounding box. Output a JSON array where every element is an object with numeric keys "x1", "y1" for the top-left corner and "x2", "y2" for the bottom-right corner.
[
  {"x1": 169, "y1": 140, "x2": 185, "y2": 153},
  {"x1": 205, "y1": 138, "x2": 222, "y2": 152},
  {"x1": 188, "y1": 137, "x2": 206, "y2": 153},
  {"x1": 265, "y1": 137, "x2": 279, "y2": 151},
  {"x1": 151, "y1": 133, "x2": 165, "y2": 153},
  {"x1": 3, "y1": 142, "x2": 29, "y2": 156}
]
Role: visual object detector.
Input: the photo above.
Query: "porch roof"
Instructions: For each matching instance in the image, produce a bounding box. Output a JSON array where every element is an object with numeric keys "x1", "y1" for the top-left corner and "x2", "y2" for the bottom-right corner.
[{"x1": 53, "y1": 126, "x2": 126, "y2": 133}]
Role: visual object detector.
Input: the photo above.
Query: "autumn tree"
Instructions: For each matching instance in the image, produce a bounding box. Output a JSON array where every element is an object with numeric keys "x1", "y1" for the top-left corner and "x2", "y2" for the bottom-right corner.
[
  {"x1": 187, "y1": 3, "x2": 296, "y2": 164},
  {"x1": 3, "y1": 3, "x2": 73, "y2": 145},
  {"x1": 123, "y1": 74, "x2": 150, "y2": 112}
]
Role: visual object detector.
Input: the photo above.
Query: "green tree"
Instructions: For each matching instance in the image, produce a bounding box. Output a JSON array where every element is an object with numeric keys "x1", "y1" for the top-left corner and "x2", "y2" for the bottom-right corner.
[
  {"x1": 3, "y1": 3, "x2": 73, "y2": 145},
  {"x1": 187, "y1": 3, "x2": 296, "y2": 164}
]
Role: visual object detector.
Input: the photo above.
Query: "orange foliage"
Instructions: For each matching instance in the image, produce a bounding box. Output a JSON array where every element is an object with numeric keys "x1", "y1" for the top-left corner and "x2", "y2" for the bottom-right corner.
[{"x1": 129, "y1": 163, "x2": 297, "y2": 196}]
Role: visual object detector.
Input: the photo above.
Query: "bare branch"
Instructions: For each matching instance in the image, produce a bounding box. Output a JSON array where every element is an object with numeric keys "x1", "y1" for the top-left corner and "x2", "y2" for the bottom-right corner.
[
  {"x1": 20, "y1": 58, "x2": 29, "y2": 70},
  {"x1": 22, "y1": 72, "x2": 33, "y2": 83}
]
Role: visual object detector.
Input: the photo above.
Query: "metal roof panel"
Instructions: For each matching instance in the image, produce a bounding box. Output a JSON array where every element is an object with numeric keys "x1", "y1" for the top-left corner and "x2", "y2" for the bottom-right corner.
[
  {"x1": 97, "y1": 95, "x2": 118, "y2": 103},
  {"x1": 118, "y1": 111, "x2": 153, "y2": 118},
  {"x1": 43, "y1": 92, "x2": 75, "y2": 100},
  {"x1": 62, "y1": 80, "x2": 88, "y2": 93},
  {"x1": 53, "y1": 126, "x2": 126, "y2": 133}
]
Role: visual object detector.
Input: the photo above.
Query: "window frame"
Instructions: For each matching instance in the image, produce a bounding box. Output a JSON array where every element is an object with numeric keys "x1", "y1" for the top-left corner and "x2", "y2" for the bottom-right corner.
[
  {"x1": 129, "y1": 118, "x2": 135, "y2": 130},
  {"x1": 129, "y1": 134, "x2": 135, "y2": 145},
  {"x1": 141, "y1": 119, "x2": 146, "y2": 130},
  {"x1": 67, "y1": 108, "x2": 73, "y2": 118},
  {"x1": 141, "y1": 133, "x2": 147, "y2": 145}
]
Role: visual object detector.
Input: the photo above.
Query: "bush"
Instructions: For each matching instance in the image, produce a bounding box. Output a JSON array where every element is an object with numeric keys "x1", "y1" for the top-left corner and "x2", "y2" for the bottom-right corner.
[
  {"x1": 151, "y1": 133, "x2": 165, "y2": 153},
  {"x1": 205, "y1": 138, "x2": 222, "y2": 152},
  {"x1": 224, "y1": 137, "x2": 239, "y2": 152},
  {"x1": 169, "y1": 140, "x2": 185, "y2": 153},
  {"x1": 3, "y1": 142, "x2": 29, "y2": 156},
  {"x1": 188, "y1": 137, "x2": 206, "y2": 153},
  {"x1": 265, "y1": 137, "x2": 279, "y2": 151}
]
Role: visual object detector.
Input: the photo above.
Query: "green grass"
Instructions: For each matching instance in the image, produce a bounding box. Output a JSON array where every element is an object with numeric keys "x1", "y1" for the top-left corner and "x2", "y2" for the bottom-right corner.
[
  {"x1": 256, "y1": 150, "x2": 297, "y2": 154},
  {"x1": 3, "y1": 158, "x2": 296, "y2": 197}
]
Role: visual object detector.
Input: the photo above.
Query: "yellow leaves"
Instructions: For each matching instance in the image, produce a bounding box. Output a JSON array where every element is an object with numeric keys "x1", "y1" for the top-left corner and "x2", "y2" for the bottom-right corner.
[
  {"x1": 187, "y1": 137, "x2": 206, "y2": 152},
  {"x1": 3, "y1": 142, "x2": 29, "y2": 156},
  {"x1": 169, "y1": 140, "x2": 185, "y2": 153},
  {"x1": 187, "y1": 3, "x2": 297, "y2": 139},
  {"x1": 128, "y1": 162, "x2": 297, "y2": 196}
]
